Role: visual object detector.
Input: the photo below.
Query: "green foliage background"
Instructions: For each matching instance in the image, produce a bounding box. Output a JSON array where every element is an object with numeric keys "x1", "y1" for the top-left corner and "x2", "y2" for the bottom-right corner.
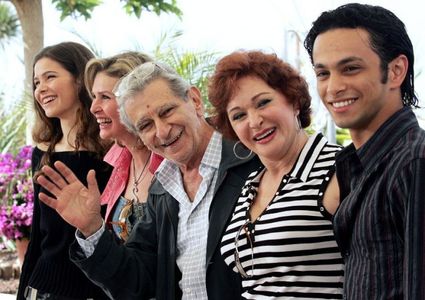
[
  {"x1": 0, "y1": 30, "x2": 219, "y2": 154},
  {"x1": 0, "y1": 2, "x2": 19, "y2": 48}
]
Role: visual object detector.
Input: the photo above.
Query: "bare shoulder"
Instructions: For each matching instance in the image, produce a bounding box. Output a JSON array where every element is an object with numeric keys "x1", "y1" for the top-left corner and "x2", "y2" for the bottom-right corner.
[{"x1": 323, "y1": 174, "x2": 340, "y2": 216}]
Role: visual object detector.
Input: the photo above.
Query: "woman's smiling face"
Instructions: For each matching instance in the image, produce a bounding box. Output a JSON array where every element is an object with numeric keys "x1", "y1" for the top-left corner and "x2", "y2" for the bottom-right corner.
[{"x1": 226, "y1": 76, "x2": 300, "y2": 162}]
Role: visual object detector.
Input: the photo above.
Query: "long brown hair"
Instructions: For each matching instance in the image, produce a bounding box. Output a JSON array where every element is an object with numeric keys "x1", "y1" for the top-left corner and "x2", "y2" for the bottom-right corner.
[{"x1": 32, "y1": 41, "x2": 108, "y2": 168}]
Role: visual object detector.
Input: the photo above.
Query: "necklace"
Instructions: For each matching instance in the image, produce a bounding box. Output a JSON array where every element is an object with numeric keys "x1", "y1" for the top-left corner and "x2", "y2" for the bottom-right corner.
[{"x1": 131, "y1": 155, "x2": 150, "y2": 203}]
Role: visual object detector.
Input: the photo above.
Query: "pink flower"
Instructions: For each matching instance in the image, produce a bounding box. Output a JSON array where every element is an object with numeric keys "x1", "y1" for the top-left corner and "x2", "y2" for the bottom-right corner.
[{"x1": 0, "y1": 145, "x2": 33, "y2": 242}]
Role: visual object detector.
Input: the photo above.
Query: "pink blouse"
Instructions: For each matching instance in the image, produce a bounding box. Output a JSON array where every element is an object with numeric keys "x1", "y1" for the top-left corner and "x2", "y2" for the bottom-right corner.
[{"x1": 100, "y1": 144, "x2": 163, "y2": 222}]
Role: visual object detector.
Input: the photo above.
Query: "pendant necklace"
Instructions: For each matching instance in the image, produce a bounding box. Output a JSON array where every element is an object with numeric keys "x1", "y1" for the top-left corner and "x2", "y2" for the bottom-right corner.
[{"x1": 131, "y1": 155, "x2": 150, "y2": 203}]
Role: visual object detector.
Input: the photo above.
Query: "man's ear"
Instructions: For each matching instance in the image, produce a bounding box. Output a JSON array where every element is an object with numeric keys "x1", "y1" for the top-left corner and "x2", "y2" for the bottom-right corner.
[
  {"x1": 388, "y1": 54, "x2": 408, "y2": 89},
  {"x1": 187, "y1": 86, "x2": 204, "y2": 116}
]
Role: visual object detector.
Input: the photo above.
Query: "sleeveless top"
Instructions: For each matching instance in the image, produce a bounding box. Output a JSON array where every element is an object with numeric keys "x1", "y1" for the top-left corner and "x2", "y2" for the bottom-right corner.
[{"x1": 220, "y1": 133, "x2": 344, "y2": 299}]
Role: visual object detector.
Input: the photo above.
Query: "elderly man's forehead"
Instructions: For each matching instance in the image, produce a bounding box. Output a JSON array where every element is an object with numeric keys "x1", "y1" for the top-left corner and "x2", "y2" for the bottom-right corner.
[
  {"x1": 126, "y1": 87, "x2": 179, "y2": 112},
  {"x1": 140, "y1": 79, "x2": 186, "y2": 101}
]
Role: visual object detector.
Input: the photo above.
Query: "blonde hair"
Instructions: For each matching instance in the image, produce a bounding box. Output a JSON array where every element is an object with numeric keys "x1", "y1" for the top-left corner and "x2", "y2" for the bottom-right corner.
[{"x1": 84, "y1": 51, "x2": 153, "y2": 97}]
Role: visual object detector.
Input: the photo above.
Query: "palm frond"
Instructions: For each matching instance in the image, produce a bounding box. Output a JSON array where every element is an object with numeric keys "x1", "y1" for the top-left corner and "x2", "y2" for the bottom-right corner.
[
  {"x1": 153, "y1": 31, "x2": 218, "y2": 107},
  {"x1": 0, "y1": 99, "x2": 29, "y2": 153},
  {"x1": 0, "y1": 2, "x2": 20, "y2": 49}
]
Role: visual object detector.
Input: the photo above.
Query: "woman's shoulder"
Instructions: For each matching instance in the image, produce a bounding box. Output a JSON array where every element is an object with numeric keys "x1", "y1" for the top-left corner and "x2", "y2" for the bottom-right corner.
[
  {"x1": 34, "y1": 146, "x2": 104, "y2": 167},
  {"x1": 35, "y1": 143, "x2": 49, "y2": 151}
]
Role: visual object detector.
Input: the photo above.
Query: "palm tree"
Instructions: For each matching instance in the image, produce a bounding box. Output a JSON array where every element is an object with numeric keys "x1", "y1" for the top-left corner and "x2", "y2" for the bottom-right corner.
[
  {"x1": 0, "y1": 30, "x2": 219, "y2": 154},
  {"x1": 0, "y1": 2, "x2": 19, "y2": 49},
  {"x1": 0, "y1": 99, "x2": 28, "y2": 154},
  {"x1": 0, "y1": 2, "x2": 24, "y2": 154},
  {"x1": 153, "y1": 31, "x2": 218, "y2": 109}
]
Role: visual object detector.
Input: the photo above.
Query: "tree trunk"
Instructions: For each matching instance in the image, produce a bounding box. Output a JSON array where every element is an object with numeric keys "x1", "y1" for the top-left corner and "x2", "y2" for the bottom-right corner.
[
  {"x1": 11, "y1": 0, "x2": 43, "y2": 91},
  {"x1": 10, "y1": 0, "x2": 44, "y2": 144}
]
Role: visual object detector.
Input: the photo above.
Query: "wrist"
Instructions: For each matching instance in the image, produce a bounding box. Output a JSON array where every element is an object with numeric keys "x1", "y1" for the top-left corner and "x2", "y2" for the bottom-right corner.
[{"x1": 80, "y1": 217, "x2": 103, "y2": 238}]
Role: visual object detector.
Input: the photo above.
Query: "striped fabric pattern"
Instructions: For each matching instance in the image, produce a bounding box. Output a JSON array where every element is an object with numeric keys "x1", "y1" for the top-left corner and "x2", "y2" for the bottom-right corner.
[
  {"x1": 334, "y1": 107, "x2": 425, "y2": 300},
  {"x1": 221, "y1": 133, "x2": 344, "y2": 299}
]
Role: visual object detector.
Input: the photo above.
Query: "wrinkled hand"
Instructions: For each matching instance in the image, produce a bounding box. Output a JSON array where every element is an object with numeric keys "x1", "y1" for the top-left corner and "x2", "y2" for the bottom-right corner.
[{"x1": 37, "y1": 161, "x2": 104, "y2": 237}]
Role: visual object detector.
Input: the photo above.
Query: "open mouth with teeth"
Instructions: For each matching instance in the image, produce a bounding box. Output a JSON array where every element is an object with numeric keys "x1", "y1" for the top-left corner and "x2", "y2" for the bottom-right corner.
[
  {"x1": 42, "y1": 96, "x2": 56, "y2": 105},
  {"x1": 253, "y1": 128, "x2": 276, "y2": 141},
  {"x1": 332, "y1": 99, "x2": 356, "y2": 108},
  {"x1": 161, "y1": 130, "x2": 183, "y2": 147},
  {"x1": 97, "y1": 118, "x2": 112, "y2": 126}
]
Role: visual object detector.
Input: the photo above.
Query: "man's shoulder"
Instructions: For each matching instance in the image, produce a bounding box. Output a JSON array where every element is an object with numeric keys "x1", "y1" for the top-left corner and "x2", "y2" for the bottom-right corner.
[
  {"x1": 147, "y1": 176, "x2": 168, "y2": 199},
  {"x1": 219, "y1": 153, "x2": 262, "y2": 186},
  {"x1": 230, "y1": 154, "x2": 262, "y2": 172},
  {"x1": 381, "y1": 126, "x2": 425, "y2": 172},
  {"x1": 220, "y1": 138, "x2": 261, "y2": 167},
  {"x1": 398, "y1": 125, "x2": 425, "y2": 157}
]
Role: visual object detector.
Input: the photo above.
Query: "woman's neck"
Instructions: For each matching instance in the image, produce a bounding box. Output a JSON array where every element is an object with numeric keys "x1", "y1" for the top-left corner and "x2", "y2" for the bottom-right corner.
[
  {"x1": 262, "y1": 131, "x2": 308, "y2": 178},
  {"x1": 55, "y1": 117, "x2": 79, "y2": 151},
  {"x1": 118, "y1": 133, "x2": 151, "y2": 167},
  {"x1": 130, "y1": 146, "x2": 151, "y2": 168}
]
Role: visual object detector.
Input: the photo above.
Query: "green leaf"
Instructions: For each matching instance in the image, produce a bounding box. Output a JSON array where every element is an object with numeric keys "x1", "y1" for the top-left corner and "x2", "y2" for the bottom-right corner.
[
  {"x1": 51, "y1": 0, "x2": 102, "y2": 21},
  {"x1": 121, "y1": 0, "x2": 182, "y2": 19},
  {"x1": 0, "y1": 99, "x2": 29, "y2": 153},
  {"x1": 151, "y1": 30, "x2": 218, "y2": 108},
  {"x1": 0, "y1": 2, "x2": 19, "y2": 48}
]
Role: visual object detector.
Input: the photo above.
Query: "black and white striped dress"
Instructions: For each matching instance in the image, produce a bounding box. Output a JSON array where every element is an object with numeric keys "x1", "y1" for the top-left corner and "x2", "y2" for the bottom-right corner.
[{"x1": 221, "y1": 133, "x2": 344, "y2": 299}]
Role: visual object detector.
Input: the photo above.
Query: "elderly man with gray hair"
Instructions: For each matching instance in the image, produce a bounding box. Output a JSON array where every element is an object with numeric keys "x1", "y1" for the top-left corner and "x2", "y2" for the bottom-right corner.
[{"x1": 36, "y1": 61, "x2": 260, "y2": 300}]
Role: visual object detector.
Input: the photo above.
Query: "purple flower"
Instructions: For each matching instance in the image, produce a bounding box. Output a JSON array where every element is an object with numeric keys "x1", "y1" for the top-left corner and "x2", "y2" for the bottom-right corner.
[{"x1": 0, "y1": 145, "x2": 34, "y2": 242}]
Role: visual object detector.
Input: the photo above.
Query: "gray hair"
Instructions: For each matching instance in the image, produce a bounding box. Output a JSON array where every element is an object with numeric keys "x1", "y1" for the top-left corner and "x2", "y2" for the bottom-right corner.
[{"x1": 115, "y1": 61, "x2": 191, "y2": 134}]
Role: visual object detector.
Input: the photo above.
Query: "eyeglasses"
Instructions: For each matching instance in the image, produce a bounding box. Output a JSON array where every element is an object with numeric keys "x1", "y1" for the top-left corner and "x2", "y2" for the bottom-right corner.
[
  {"x1": 109, "y1": 199, "x2": 133, "y2": 241},
  {"x1": 234, "y1": 219, "x2": 255, "y2": 278}
]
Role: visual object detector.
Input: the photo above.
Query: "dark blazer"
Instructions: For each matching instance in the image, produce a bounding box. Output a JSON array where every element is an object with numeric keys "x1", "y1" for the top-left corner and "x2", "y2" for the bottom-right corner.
[{"x1": 70, "y1": 137, "x2": 261, "y2": 300}]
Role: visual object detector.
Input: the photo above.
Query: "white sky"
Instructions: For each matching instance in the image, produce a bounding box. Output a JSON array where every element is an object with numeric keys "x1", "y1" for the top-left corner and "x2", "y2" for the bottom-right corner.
[{"x1": 1, "y1": 0, "x2": 424, "y2": 125}]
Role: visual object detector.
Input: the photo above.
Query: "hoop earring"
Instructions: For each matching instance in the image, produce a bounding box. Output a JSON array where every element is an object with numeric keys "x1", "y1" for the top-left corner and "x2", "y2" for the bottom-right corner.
[
  {"x1": 233, "y1": 141, "x2": 253, "y2": 160},
  {"x1": 296, "y1": 115, "x2": 302, "y2": 131}
]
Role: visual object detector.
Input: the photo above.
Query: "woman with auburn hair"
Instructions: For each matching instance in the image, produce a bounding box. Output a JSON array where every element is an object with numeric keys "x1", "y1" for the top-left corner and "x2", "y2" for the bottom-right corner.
[
  {"x1": 85, "y1": 51, "x2": 163, "y2": 241},
  {"x1": 209, "y1": 50, "x2": 344, "y2": 299},
  {"x1": 18, "y1": 42, "x2": 112, "y2": 300}
]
